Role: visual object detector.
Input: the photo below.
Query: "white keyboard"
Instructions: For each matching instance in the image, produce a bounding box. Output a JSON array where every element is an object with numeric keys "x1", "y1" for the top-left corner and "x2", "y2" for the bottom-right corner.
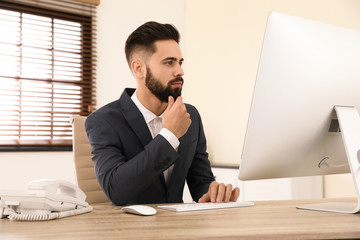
[{"x1": 157, "y1": 201, "x2": 254, "y2": 212}]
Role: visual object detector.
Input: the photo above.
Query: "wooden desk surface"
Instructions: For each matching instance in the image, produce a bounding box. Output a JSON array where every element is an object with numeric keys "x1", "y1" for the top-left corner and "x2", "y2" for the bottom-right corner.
[{"x1": 1, "y1": 198, "x2": 360, "y2": 240}]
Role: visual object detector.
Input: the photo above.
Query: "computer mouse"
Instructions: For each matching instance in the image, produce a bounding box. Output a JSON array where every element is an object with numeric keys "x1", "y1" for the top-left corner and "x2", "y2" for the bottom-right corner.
[{"x1": 122, "y1": 205, "x2": 157, "y2": 216}]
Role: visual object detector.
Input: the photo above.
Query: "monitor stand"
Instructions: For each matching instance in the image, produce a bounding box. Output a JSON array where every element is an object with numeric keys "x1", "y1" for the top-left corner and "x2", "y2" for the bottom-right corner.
[{"x1": 297, "y1": 106, "x2": 360, "y2": 214}]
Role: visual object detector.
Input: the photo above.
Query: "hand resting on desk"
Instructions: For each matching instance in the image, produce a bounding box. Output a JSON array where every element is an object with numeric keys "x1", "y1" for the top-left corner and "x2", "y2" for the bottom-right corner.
[{"x1": 198, "y1": 181, "x2": 240, "y2": 203}]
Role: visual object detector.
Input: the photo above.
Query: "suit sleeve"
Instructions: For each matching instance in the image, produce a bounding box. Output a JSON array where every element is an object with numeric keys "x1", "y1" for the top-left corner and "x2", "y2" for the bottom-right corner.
[
  {"x1": 185, "y1": 107, "x2": 216, "y2": 201},
  {"x1": 85, "y1": 113, "x2": 178, "y2": 206}
]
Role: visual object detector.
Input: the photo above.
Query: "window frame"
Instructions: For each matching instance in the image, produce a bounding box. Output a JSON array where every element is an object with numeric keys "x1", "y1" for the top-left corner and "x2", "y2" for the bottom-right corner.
[{"x1": 0, "y1": 1, "x2": 96, "y2": 151}]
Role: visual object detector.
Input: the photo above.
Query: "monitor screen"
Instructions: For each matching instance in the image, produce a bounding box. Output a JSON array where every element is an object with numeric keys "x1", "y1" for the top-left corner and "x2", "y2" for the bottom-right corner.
[{"x1": 238, "y1": 12, "x2": 360, "y2": 181}]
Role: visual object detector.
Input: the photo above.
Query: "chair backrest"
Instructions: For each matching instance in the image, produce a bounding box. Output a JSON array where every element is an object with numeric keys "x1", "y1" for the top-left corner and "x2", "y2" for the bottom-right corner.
[{"x1": 71, "y1": 115, "x2": 109, "y2": 204}]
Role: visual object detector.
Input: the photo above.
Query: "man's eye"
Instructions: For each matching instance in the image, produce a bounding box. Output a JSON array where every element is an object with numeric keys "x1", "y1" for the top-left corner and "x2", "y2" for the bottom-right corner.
[{"x1": 165, "y1": 61, "x2": 173, "y2": 65}]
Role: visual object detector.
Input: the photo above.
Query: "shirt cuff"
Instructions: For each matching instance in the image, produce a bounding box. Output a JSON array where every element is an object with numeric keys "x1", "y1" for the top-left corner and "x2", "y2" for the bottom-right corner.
[{"x1": 159, "y1": 128, "x2": 180, "y2": 150}]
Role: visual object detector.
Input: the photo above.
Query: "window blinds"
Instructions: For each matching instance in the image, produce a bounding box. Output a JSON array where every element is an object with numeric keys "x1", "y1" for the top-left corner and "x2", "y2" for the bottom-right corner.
[{"x1": 0, "y1": 0, "x2": 97, "y2": 149}]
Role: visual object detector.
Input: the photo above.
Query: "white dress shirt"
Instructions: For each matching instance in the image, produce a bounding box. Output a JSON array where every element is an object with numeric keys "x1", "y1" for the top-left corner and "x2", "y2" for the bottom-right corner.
[{"x1": 131, "y1": 91, "x2": 179, "y2": 184}]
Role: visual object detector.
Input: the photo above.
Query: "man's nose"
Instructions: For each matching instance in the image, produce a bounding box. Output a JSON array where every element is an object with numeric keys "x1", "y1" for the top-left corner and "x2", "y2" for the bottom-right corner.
[{"x1": 175, "y1": 64, "x2": 184, "y2": 77}]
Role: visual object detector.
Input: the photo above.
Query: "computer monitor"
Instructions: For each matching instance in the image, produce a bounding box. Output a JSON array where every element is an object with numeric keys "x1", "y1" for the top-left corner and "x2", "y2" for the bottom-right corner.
[{"x1": 238, "y1": 12, "x2": 360, "y2": 213}]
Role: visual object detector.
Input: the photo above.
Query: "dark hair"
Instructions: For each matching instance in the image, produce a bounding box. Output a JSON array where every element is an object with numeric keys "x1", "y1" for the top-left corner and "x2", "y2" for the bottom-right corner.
[{"x1": 125, "y1": 21, "x2": 180, "y2": 66}]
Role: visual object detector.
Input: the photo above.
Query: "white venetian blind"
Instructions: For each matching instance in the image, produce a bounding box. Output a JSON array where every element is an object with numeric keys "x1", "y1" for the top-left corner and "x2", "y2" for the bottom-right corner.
[{"x1": 0, "y1": 0, "x2": 97, "y2": 150}]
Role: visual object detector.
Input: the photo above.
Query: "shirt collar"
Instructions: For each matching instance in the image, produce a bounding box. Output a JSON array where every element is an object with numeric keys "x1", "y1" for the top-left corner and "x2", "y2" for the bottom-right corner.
[{"x1": 131, "y1": 90, "x2": 162, "y2": 124}]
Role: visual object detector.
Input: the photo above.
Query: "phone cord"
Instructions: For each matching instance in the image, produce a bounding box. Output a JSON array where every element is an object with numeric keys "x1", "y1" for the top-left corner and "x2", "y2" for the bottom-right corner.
[{"x1": 7, "y1": 205, "x2": 93, "y2": 221}]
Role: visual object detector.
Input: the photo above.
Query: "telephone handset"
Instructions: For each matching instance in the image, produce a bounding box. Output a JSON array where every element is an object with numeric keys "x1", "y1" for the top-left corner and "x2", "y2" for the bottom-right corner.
[{"x1": 0, "y1": 179, "x2": 92, "y2": 221}]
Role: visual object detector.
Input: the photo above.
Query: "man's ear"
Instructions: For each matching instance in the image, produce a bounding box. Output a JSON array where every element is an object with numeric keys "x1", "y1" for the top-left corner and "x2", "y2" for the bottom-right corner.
[{"x1": 131, "y1": 59, "x2": 146, "y2": 79}]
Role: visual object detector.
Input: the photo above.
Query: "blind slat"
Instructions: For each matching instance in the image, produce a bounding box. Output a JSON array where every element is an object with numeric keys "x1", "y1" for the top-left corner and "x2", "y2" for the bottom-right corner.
[
  {"x1": 0, "y1": 75, "x2": 96, "y2": 86},
  {"x1": 0, "y1": 140, "x2": 72, "y2": 146}
]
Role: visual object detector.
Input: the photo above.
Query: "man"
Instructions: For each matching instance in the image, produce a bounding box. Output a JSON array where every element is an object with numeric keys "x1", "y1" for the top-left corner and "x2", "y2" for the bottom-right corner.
[{"x1": 85, "y1": 21, "x2": 240, "y2": 206}]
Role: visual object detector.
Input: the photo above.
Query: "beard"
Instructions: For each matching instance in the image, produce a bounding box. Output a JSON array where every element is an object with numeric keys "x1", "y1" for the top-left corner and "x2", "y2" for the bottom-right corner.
[{"x1": 145, "y1": 67, "x2": 183, "y2": 103}]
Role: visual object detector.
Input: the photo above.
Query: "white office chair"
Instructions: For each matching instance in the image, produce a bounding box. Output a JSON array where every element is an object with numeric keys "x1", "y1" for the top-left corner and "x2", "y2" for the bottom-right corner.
[{"x1": 71, "y1": 115, "x2": 109, "y2": 204}]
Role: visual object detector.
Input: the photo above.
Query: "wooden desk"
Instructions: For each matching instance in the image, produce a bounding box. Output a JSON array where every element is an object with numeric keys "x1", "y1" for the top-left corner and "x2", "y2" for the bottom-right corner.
[{"x1": 1, "y1": 198, "x2": 360, "y2": 239}]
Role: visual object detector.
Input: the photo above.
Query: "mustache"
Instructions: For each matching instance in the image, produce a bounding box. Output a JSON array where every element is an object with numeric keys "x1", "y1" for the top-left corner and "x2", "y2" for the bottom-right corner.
[{"x1": 168, "y1": 77, "x2": 184, "y2": 85}]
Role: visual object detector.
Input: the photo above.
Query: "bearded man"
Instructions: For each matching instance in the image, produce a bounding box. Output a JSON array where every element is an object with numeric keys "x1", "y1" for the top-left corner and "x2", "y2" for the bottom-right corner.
[{"x1": 85, "y1": 21, "x2": 239, "y2": 206}]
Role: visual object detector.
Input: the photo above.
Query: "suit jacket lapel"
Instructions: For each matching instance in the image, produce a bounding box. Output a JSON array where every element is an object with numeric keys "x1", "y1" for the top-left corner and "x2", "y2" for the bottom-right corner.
[
  {"x1": 119, "y1": 88, "x2": 175, "y2": 190},
  {"x1": 119, "y1": 88, "x2": 153, "y2": 147}
]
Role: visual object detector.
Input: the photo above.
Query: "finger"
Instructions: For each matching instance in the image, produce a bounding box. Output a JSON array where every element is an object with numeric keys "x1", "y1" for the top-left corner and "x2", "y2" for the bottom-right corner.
[
  {"x1": 198, "y1": 193, "x2": 210, "y2": 203},
  {"x1": 224, "y1": 184, "x2": 233, "y2": 203},
  {"x1": 209, "y1": 182, "x2": 219, "y2": 203},
  {"x1": 216, "y1": 183, "x2": 226, "y2": 203},
  {"x1": 230, "y1": 187, "x2": 240, "y2": 202},
  {"x1": 174, "y1": 96, "x2": 183, "y2": 103},
  {"x1": 167, "y1": 96, "x2": 175, "y2": 108},
  {"x1": 171, "y1": 95, "x2": 181, "y2": 106}
]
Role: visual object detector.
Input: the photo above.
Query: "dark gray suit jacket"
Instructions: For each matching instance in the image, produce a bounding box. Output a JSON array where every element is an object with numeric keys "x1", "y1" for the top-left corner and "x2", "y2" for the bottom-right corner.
[{"x1": 85, "y1": 88, "x2": 215, "y2": 205}]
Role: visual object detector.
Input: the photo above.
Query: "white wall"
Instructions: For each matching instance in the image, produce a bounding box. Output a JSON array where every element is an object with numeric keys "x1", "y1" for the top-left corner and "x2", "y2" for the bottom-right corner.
[
  {"x1": 0, "y1": 152, "x2": 75, "y2": 190},
  {"x1": 324, "y1": 174, "x2": 357, "y2": 198}
]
